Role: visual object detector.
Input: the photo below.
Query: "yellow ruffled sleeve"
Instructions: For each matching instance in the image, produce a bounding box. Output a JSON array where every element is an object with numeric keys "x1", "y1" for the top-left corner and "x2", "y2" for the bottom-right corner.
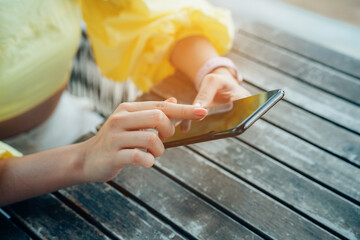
[
  {"x1": 0, "y1": 142, "x2": 22, "y2": 159},
  {"x1": 80, "y1": 0, "x2": 234, "y2": 92}
]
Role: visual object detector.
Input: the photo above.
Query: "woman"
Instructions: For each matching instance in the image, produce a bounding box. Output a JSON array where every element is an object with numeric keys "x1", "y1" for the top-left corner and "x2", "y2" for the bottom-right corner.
[{"x1": 0, "y1": 0, "x2": 250, "y2": 205}]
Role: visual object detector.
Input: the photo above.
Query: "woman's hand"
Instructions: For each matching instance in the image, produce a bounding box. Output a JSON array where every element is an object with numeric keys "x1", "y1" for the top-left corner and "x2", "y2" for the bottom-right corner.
[
  {"x1": 170, "y1": 35, "x2": 251, "y2": 132},
  {"x1": 180, "y1": 67, "x2": 250, "y2": 132},
  {"x1": 194, "y1": 67, "x2": 250, "y2": 108},
  {"x1": 80, "y1": 99, "x2": 207, "y2": 183}
]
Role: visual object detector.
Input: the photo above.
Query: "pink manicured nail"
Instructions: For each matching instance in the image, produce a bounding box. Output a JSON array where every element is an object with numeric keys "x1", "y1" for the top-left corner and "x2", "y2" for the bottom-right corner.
[
  {"x1": 194, "y1": 108, "x2": 207, "y2": 116},
  {"x1": 199, "y1": 115, "x2": 206, "y2": 121}
]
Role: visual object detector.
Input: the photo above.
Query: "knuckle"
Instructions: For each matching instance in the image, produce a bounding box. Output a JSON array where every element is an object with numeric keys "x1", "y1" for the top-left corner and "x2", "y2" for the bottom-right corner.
[
  {"x1": 132, "y1": 150, "x2": 142, "y2": 165},
  {"x1": 158, "y1": 144, "x2": 165, "y2": 156},
  {"x1": 108, "y1": 113, "x2": 125, "y2": 128},
  {"x1": 144, "y1": 155, "x2": 155, "y2": 168},
  {"x1": 120, "y1": 102, "x2": 131, "y2": 110},
  {"x1": 146, "y1": 132, "x2": 159, "y2": 146},
  {"x1": 117, "y1": 102, "x2": 129, "y2": 112},
  {"x1": 161, "y1": 119, "x2": 175, "y2": 141},
  {"x1": 155, "y1": 102, "x2": 167, "y2": 111},
  {"x1": 204, "y1": 73, "x2": 217, "y2": 83},
  {"x1": 152, "y1": 109, "x2": 165, "y2": 123},
  {"x1": 170, "y1": 123, "x2": 175, "y2": 136}
]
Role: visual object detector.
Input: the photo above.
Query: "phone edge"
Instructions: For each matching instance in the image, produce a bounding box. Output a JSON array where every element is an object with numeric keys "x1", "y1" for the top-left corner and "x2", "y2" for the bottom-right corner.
[{"x1": 164, "y1": 89, "x2": 285, "y2": 149}]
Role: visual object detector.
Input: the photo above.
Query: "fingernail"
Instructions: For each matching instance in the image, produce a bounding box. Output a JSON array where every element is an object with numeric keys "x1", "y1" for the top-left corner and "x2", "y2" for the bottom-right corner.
[
  {"x1": 194, "y1": 108, "x2": 207, "y2": 116},
  {"x1": 194, "y1": 103, "x2": 202, "y2": 107},
  {"x1": 199, "y1": 115, "x2": 206, "y2": 121}
]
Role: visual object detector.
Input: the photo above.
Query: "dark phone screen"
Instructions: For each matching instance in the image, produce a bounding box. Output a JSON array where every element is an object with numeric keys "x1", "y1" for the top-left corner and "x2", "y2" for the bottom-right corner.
[{"x1": 164, "y1": 89, "x2": 280, "y2": 144}]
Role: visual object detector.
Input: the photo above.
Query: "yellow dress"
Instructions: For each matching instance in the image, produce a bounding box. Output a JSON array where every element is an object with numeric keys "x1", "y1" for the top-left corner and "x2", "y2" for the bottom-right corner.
[{"x1": 0, "y1": 0, "x2": 234, "y2": 158}]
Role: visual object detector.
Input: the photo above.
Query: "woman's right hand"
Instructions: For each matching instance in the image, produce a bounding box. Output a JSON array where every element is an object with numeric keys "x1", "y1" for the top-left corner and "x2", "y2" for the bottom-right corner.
[{"x1": 79, "y1": 98, "x2": 207, "y2": 183}]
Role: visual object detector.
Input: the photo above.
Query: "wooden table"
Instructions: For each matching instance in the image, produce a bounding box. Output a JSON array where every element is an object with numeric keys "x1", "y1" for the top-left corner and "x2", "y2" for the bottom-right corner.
[{"x1": 1, "y1": 21, "x2": 360, "y2": 240}]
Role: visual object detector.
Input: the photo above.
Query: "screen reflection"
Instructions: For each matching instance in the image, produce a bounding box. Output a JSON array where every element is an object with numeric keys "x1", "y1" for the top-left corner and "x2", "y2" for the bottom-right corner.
[{"x1": 164, "y1": 89, "x2": 280, "y2": 144}]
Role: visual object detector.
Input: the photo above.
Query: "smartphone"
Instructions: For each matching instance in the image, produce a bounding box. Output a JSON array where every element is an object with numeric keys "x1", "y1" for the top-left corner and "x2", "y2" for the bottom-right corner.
[{"x1": 163, "y1": 89, "x2": 285, "y2": 148}]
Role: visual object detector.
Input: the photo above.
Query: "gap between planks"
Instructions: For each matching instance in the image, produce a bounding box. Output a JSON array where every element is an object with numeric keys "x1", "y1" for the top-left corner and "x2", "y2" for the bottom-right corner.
[
  {"x1": 61, "y1": 132, "x2": 193, "y2": 240},
  {"x1": 236, "y1": 23, "x2": 360, "y2": 79},
  {"x1": 233, "y1": 31, "x2": 360, "y2": 106}
]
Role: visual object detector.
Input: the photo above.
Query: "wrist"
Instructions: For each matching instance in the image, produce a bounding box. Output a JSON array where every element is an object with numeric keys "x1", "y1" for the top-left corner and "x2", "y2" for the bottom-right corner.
[
  {"x1": 69, "y1": 141, "x2": 89, "y2": 184},
  {"x1": 211, "y1": 67, "x2": 237, "y2": 78},
  {"x1": 195, "y1": 56, "x2": 241, "y2": 90}
]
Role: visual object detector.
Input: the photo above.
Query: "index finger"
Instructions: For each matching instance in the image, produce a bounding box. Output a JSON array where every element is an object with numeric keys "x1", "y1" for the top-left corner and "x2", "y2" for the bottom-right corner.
[{"x1": 121, "y1": 101, "x2": 207, "y2": 120}]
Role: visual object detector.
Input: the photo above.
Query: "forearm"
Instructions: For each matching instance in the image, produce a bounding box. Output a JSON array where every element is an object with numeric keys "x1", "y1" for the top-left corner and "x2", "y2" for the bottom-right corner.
[
  {"x1": 0, "y1": 99, "x2": 208, "y2": 206},
  {"x1": 0, "y1": 142, "x2": 86, "y2": 206},
  {"x1": 170, "y1": 36, "x2": 219, "y2": 82}
]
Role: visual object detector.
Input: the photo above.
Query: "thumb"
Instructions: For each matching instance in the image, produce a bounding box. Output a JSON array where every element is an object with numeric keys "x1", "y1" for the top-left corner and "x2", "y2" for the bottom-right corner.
[{"x1": 194, "y1": 79, "x2": 218, "y2": 107}]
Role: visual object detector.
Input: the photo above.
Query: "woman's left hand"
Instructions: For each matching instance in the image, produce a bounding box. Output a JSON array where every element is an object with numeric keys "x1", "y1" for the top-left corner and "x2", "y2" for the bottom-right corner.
[{"x1": 180, "y1": 67, "x2": 251, "y2": 132}]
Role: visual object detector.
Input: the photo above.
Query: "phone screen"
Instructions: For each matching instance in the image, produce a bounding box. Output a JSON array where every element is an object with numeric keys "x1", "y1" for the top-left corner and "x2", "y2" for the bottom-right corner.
[{"x1": 164, "y1": 89, "x2": 284, "y2": 148}]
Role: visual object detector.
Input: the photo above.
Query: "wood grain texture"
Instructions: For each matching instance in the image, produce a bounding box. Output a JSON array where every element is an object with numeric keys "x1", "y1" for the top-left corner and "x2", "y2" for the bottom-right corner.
[
  {"x1": 144, "y1": 74, "x2": 360, "y2": 238},
  {"x1": 237, "y1": 22, "x2": 360, "y2": 79},
  {"x1": 150, "y1": 72, "x2": 197, "y2": 105},
  {"x1": 151, "y1": 72, "x2": 360, "y2": 166},
  {"x1": 228, "y1": 52, "x2": 360, "y2": 134},
  {"x1": 156, "y1": 147, "x2": 340, "y2": 240},
  {"x1": 233, "y1": 31, "x2": 360, "y2": 105},
  {"x1": 258, "y1": 96, "x2": 360, "y2": 166},
  {"x1": 240, "y1": 71, "x2": 360, "y2": 165},
  {"x1": 0, "y1": 213, "x2": 30, "y2": 240},
  {"x1": 60, "y1": 182, "x2": 184, "y2": 240},
  {"x1": 148, "y1": 75, "x2": 360, "y2": 200},
  {"x1": 190, "y1": 139, "x2": 360, "y2": 239},
  {"x1": 113, "y1": 166, "x2": 261, "y2": 240},
  {"x1": 6, "y1": 194, "x2": 108, "y2": 240},
  {"x1": 239, "y1": 119, "x2": 360, "y2": 202}
]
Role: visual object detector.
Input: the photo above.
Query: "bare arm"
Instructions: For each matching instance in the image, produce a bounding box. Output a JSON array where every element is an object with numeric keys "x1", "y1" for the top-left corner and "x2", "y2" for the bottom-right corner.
[
  {"x1": 170, "y1": 36, "x2": 250, "y2": 106},
  {"x1": 1, "y1": 36, "x2": 240, "y2": 206},
  {"x1": 0, "y1": 100, "x2": 206, "y2": 206},
  {"x1": 170, "y1": 36, "x2": 250, "y2": 131},
  {"x1": 170, "y1": 36, "x2": 219, "y2": 82},
  {"x1": 0, "y1": 143, "x2": 86, "y2": 206}
]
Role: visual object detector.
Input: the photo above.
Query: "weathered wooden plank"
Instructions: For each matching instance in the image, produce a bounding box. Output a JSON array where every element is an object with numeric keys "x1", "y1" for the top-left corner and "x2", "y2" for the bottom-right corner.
[
  {"x1": 242, "y1": 82, "x2": 360, "y2": 167},
  {"x1": 237, "y1": 22, "x2": 360, "y2": 79},
  {"x1": 155, "y1": 147, "x2": 340, "y2": 240},
  {"x1": 259, "y1": 95, "x2": 360, "y2": 167},
  {"x1": 113, "y1": 166, "x2": 262, "y2": 240},
  {"x1": 239, "y1": 119, "x2": 360, "y2": 203},
  {"x1": 0, "y1": 212, "x2": 30, "y2": 240},
  {"x1": 228, "y1": 52, "x2": 360, "y2": 134},
  {"x1": 150, "y1": 72, "x2": 195, "y2": 105},
  {"x1": 6, "y1": 194, "x2": 108, "y2": 240},
  {"x1": 190, "y1": 139, "x2": 360, "y2": 239},
  {"x1": 150, "y1": 72, "x2": 360, "y2": 166},
  {"x1": 60, "y1": 182, "x2": 184, "y2": 240},
  {"x1": 233, "y1": 31, "x2": 360, "y2": 105}
]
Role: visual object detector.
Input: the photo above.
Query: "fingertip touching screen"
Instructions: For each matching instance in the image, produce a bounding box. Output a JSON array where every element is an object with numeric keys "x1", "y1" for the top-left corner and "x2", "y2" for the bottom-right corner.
[{"x1": 164, "y1": 89, "x2": 283, "y2": 145}]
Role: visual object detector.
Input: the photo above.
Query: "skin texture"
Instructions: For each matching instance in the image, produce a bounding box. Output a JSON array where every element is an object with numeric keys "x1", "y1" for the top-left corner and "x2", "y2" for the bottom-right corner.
[
  {"x1": 170, "y1": 36, "x2": 251, "y2": 132},
  {"x1": 82, "y1": 98, "x2": 207, "y2": 183},
  {"x1": 0, "y1": 35, "x2": 248, "y2": 206},
  {"x1": 0, "y1": 99, "x2": 206, "y2": 206}
]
